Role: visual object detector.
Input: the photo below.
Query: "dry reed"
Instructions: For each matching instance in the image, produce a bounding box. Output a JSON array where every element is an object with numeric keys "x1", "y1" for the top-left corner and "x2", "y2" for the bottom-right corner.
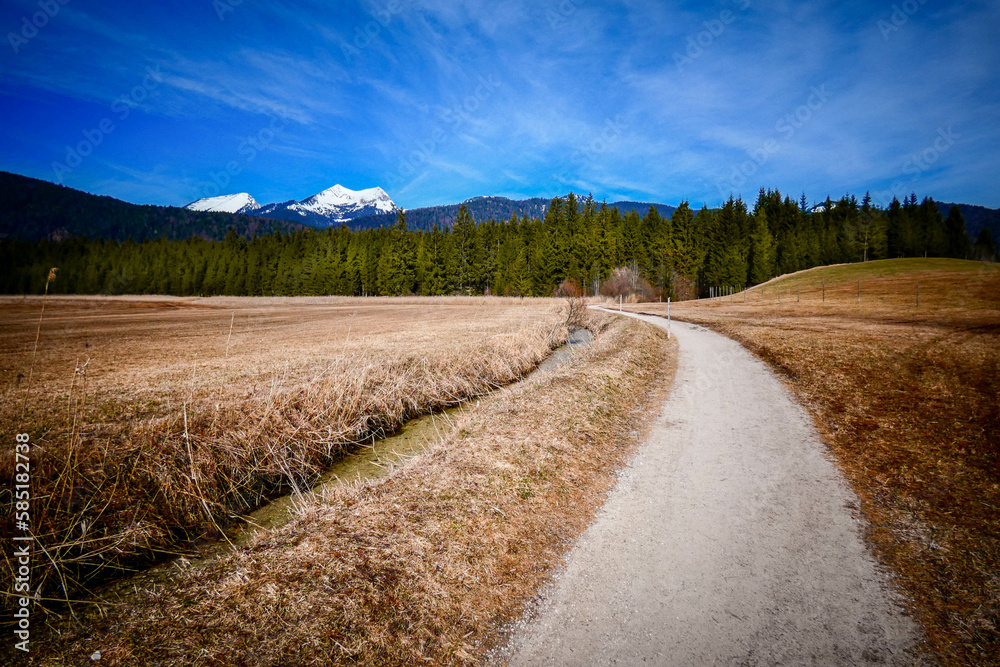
[{"x1": 0, "y1": 297, "x2": 567, "y2": 622}]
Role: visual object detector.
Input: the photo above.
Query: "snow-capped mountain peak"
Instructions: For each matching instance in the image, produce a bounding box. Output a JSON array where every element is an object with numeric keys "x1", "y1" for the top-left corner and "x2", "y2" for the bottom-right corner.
[
  {"x1": 184, "y1": 185, "x2": 398, "y2": 227},
  {"x1": 293, "y1": 184, "x2": 397, "y2": 217},
  {"x1": 184, "y1": 192, "x2": 260, "y2": 215}
]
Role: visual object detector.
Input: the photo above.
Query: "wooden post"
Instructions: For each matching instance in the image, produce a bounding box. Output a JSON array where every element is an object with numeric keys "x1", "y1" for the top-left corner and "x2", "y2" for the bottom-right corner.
[
  {"x1": 797, "y1": 291, "x2": 800, "y2": 303},
  {"x1": 619, "y1": 294, "x2": 622, "y2": 312},
  {"x1": 858, "y1": 280, "x2": 861, "y2": 304},
  {"x1": 916, "y1": 282, "x2": 919, "y2": 307},
  {"x1": 667, "y1": 297, "x2": 671, "y2": 339},
  {"x1": 822, "y1": 282, "x2": 825, "y2": 302}
]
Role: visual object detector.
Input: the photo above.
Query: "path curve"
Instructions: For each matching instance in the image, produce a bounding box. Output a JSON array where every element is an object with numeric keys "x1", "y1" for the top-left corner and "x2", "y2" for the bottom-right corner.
[{"x1": 505, "y1": 312, "x2": 926, "y2": 665}]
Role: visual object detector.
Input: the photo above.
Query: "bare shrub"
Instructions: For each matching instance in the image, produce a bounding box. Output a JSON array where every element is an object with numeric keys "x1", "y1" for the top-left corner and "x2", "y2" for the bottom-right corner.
[
  {"x1": 553, "y1": 277, "x2": 582, "y2": 298},
  {"x1": 565, "y1": 297, "x2": 588, "y2": 329},
  {"x1": 670, "y1": 269, "x2": 698, "y2": 301},
  {"x1": 599, "y1": 265, "x2": 658, "y2": 302}
]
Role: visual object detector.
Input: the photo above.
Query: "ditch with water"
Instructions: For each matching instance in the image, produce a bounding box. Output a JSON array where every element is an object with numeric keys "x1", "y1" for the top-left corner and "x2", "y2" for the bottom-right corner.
[{"x1": 95, "y1": 327, "x2": 594, "y2": 598}]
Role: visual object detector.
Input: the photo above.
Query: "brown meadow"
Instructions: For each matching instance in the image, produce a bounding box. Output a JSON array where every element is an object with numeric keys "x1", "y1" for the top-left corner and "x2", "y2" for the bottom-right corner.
[
  {"x1": 6, "y1": 299, "x2": 676, "y2": 665},
  {"x1": 0, "y1": 296, "x2": 571, "y2": 615}
]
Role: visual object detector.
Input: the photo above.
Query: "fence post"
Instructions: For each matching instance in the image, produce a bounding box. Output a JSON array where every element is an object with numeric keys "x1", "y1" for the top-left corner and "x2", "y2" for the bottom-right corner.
[
  {"x1": 858, "y1": 280, "x2": 861, "y2": 304},
  {"x1": 916, "y1": 282, "x2": 919, "y2": 307},
  {"x1": 822, "y1": 282, "x2": 825, "y2": 302},
  {"x1": 667, "y1": 297, "x2": 671, "y2": 339},
  {"x1": 619, "y1": 294, "x2": 622, "y2": 312}
]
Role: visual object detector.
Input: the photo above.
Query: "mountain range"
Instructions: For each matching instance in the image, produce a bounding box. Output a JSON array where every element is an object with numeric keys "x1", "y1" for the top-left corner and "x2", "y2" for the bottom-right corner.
[
  {"x1": 185, "y1": 185, "x2": 399, "y2": 226},
  {"x1": 186, "y1": 185, "x2": 679, "y2": 233},
  {"x1": 1, "y1": 171, "x2": 997, "y2": 243},
  {"x1": 372, "y1": 196, "x2": 677, "y2": 232}
]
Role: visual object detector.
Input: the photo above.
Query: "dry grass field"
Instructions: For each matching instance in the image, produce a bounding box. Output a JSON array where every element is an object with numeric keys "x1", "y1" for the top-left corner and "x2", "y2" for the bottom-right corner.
[
  {"x1": 628, "y1": 258, "x2": 1000, "y2": 665},
  {"x1": 11, "y1": 302, "x2": 675, "y2": 666},
  {"x1": 0, "y1": 295, "x2": 576, "y2": 617}
]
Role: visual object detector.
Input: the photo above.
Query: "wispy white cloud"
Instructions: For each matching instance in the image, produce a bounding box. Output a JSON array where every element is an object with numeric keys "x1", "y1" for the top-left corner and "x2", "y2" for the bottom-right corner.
[{"x1": 1, "y1": 0, "x2": 998, "y2": 208}]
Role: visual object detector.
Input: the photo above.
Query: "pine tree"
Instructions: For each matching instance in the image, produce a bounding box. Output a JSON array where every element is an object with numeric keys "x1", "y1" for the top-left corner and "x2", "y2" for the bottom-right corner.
[
  {"x1": 621, "y1": 210, "x2": 642, "y2": 266},
  {"x1": 886, "y1": 198, "x2": 912, "y2": 258},
  {"x1": 974, "y1": 227, "x2": 996, "y2": 262},
  {"x1": 376, "y1": 212, "x2": 416, "y2": 295},
  {"x1": 945, "y1": 205, "x2": 971, "y2": 259},
  {"x1": 917, "y1": 198, "x2": 947, "y2": 257},
  {"x1": 670, "y1": 202, "x2": 698, "y2": 279},
  {"x1": 748, "y1": 208, "x2": 776, "y2": 285},
  {"x1": 511, "y1": 247, "x2": 531, "y2": 296},
  {"x1": 452, "y1": 204, "x2": 476, "y2": 294},
  {"x1": 394, "y1": 211, "x2": 416, "y2": 294},
  {"x1": 414, "y1": 231, "x2": 432, "y2": 294},
  {"x1": 641, "y1": 205, "x2": 672, "y2": 292},
  {"x1": 703, "y1": 197, "x2": 749, "y2": 289},
  {"x1": 857, "y1": 192, "x2": 887, "y2": 262},
  {"x1": 424, "y1": 224, "x2": 450, "y2": 295}
]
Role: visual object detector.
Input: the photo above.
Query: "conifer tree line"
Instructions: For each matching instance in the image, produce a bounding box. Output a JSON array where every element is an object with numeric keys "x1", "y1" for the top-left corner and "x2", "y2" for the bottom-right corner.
[{"x1": 1, "y1": 189, "x2": 994, "y2": 299}]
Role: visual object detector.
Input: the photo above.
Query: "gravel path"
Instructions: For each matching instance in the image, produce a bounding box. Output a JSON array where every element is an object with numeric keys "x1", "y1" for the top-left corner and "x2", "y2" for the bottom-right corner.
[{"x1": 505, "y1": 313, "x2": 927, "y2": 666}]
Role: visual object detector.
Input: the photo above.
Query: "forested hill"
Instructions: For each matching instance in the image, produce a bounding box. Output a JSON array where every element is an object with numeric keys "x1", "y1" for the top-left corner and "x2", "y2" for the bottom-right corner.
[
  {"x1": 935, "y1": 201, "x2": 1000, "y2": 241},
  {"x1": 0, "y1": 172, "x2": 306, "y2": 242},
  {"x1": 2, "y1": 190, "x2": 995, "y2": 299},
  {"x1": 351, "y1": 196, "x2": 677, "y2": 231}
]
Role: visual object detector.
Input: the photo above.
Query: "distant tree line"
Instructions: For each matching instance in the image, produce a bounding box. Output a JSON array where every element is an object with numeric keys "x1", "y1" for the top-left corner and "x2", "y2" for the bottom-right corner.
[{"x1": 1, "y1": 190, "x2": 995, "y2": 299}]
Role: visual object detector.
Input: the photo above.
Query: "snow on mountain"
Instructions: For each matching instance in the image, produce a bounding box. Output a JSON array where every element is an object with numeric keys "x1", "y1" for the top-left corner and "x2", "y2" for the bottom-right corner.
[
  {"x1": 290, "y1": 185, "x2": 397, "y2": 218},
  {"x1": 185, "y1": 185, "x2": 399, "y2": 227},
  {"x1": 184, "y1": 193, "x2": 260, "y2": 215}
]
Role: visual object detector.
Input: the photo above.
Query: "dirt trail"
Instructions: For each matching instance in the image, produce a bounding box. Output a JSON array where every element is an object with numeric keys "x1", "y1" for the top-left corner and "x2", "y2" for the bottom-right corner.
[{"x1": 505, "y1": 312, "x2": 928, "y2": 665}]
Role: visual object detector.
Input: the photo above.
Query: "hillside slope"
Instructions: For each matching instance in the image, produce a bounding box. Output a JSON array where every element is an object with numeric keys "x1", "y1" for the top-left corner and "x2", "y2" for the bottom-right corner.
[{"x1": 0, "y1": 172, "x2": 304, "y2": 242}]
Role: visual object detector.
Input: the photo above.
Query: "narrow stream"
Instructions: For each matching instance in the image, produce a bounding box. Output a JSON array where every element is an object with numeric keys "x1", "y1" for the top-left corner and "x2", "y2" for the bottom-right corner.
[
  {"x1": 229, "y1": 404, "x2": 473, "y2": 541},
  {"x1": 230, "y1": 325, "x2": 594, "y2": 543},
  {"x1": 97, "y1": 328, "x2": 593, "y2": 596}
]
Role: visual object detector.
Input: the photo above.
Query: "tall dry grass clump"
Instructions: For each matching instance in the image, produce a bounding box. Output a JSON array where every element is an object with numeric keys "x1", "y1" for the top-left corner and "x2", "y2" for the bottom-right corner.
[
  {"x1": 0, "y1": 297, "x2": 565, "y2": 619},
  {"x1": 633, "y1": 258, "x2": 1000, "y2": 666}
]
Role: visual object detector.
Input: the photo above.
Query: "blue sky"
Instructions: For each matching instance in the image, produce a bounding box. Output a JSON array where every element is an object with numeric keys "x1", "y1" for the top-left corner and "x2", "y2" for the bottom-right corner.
[{"x1": 1, "y1": 0, "x2": 998, "y2": 210}]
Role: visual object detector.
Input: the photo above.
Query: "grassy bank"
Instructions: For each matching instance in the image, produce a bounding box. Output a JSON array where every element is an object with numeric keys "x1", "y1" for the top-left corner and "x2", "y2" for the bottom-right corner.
[
  {"x1": 631, "y1": 258, "x2": 1000, "y2": 665},
  {"x1": 23, "y1": 306, "x2": 675, "y2": 665},
  {"x1": 0, "y1": 297, "x2": 568, "y2": 615}
]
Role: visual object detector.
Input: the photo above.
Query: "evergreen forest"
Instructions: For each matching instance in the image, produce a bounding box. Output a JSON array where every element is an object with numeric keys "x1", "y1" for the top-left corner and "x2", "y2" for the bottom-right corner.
[{"x1": 2, "y1": 190, "x2": 995, "y2": 300}]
